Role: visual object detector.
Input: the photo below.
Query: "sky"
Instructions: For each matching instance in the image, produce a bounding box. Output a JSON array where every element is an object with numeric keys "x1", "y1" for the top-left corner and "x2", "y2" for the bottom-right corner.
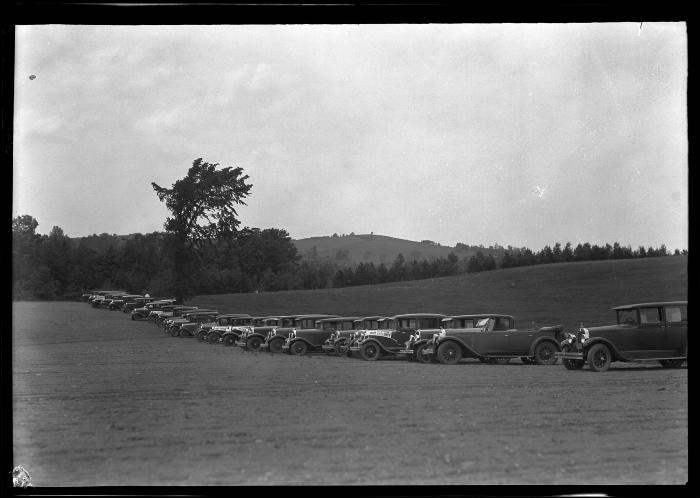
[{"x1": 13, "y1": 23, "x2": 688, "y2": 250}]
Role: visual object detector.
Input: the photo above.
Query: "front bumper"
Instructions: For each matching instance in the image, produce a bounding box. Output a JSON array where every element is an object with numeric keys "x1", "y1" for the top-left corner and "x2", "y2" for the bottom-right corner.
[{"x1": 554, "y1": 351, "x2": 584, "y2": 360}]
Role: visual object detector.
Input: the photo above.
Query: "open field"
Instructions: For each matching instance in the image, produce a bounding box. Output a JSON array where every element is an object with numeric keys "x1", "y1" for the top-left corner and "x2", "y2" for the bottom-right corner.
[
  {"x1": 13, "y1": 276, "x2": 687, "y2": 486},
  {"x1": 192, "y1": 256, "x2": 688, "y2": 332}
]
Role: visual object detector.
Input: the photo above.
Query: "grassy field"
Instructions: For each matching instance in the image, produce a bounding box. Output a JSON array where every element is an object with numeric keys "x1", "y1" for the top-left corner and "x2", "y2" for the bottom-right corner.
[{"x1": 191, "y1": 256, "x2": 687, "y2": 332}]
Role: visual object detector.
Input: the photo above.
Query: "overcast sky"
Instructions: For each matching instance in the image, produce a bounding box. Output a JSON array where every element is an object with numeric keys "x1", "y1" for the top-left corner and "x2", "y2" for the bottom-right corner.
[{"x1": 13, "y1": 23, "x2": 687, "y2": 250}]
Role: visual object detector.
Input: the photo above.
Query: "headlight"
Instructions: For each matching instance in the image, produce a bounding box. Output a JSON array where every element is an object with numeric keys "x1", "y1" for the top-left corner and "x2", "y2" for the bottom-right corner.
[
  {"x1": 439, "y1": 328, "x2": 446, "y2": 338},
  {"x1": 579, "y1": 328, "x2": 590, "y2": 341}
]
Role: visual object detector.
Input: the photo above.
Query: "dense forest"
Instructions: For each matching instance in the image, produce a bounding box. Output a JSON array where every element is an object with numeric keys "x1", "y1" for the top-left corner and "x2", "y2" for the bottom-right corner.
[{"x1": 12, "y1": 214, "x2": 686, "y2": 300}]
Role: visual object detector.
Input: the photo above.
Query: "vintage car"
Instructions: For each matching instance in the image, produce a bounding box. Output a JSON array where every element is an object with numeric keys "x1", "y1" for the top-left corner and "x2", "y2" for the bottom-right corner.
[
  {"x1": 99, "y1": 293, "x2": 129, "y2": 308},
  {"x1": 219, "y1": 317, "x2": 271, "y2": 346},
  {"x1": 555, "y1": 301, "x2": 687, "y2": 372},
  {"x1": 349, "y1": 313, "x2": 447, "y2": 361},
  {"x1": 319, "y1": 316, "x2": 370, "y2": 355},
  {"x1": 283, "y1": 316, "x2": 360, "y2": 355},
  {"x1": 106, "y1": 295, "x2": 141, "y2": 310},
  {"x1": 130, "y1": 299, "x2": 177, "y2": 320},
  {"x1": 423, "y1": 315, "x2": 564, "y2": 365},
  {"x1": 342, "y1": 317, "x2": 392, "y2": 358},
  {"x1": 164, "y1": 310, "x2": 219, "y2": 336},
  {"x1": 153, "y1": 306, "x2": 199, "y2": 325},
  {"x1": 195, "y1": 314, "x2": 252, "y2": 342},
  {"x1": 122, "y1": 296, "x2": 155, "y2": 312},
  {"x1": 236, "y1": 316, "x2": 299, "y2": 351},
  {"x1": 260, "y1": 315, "x2": 339, "y2": 353},
  {"x1": 206, "y1": 315, "x2": 256, "y2": 344}
]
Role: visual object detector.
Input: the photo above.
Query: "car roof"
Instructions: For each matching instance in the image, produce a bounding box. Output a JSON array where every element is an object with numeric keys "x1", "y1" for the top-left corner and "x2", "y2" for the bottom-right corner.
[
  {"x1": 317, "y1": 316, "x2": 362, "y2": 323},
  {"x1": 295, "y1": 314, "x2": 340, "y2": 320},
  {"x1": 354, "y1": 316, "x2": 389, "y2": 322},
  {"x1": 217, "y1": 313, "x2": 252, "y2": 318},
  {"x1": 390, "y1": 313, "x2": 447, "y2": 319},
  {"x1": 443, "y1": 314, "x2": 514, "y2": 321},
  {"x1": 612, "y1": 301, "x2": 687, "y2": 311}
]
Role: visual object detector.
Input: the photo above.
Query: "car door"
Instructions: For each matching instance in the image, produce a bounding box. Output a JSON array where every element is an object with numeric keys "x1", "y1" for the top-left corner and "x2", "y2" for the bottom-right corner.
[
  {"x1": 663, "y1": 305, "x2": 687, "y2": 356},
  {"x1": 634, "y1": 307, "x2": 669, "y2": 357},
  {"x1": 470, "y1": 318, "x2": 510, "y2": 355}
]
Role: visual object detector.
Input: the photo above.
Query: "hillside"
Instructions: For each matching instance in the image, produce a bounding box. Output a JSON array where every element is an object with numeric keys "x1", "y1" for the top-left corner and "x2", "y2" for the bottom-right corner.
[
  {"x1": 70, "y1": 231, "x2": 500, "y2": 265},
  {"x1": 190, "y1": 256, "x2": 688, "y2": 333},
  {"x1": 294, "y1": 233, "x2": 499, "y2": 266}
]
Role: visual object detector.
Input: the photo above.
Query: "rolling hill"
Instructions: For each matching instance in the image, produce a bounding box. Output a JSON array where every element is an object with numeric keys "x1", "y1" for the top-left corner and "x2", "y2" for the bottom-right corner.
[
  {"x1": 71, "y1": 231, "x2": 500, "y2": 265},
  {"x1": 190, "y1": 256, "x2": 688, "y2": 333}
]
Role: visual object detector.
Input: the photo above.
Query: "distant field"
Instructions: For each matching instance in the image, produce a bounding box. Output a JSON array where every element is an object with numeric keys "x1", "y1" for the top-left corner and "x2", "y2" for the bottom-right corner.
[{"x1": 191, "y1": 256, "x2": 687, "y2": 332}]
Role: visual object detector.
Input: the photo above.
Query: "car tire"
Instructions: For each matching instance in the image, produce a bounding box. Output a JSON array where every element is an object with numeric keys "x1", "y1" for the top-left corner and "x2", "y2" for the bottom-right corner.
[
  {"x1": 334, "y1": 339, "x2": 347, "y2": 356},
  {"x1": 360, "y1": 341, "x2": 382, "y2": 361},
  {"x1": 415, "y1": 343, "x2": 432, "y2": 364},
  {"x1": 659, "y1": 359, "x2": 685, "y2": 368},
  {"x1": 197, "y1": 331, "x2": 207, "y2": 342},
  {"x1": 131, "y1": 315, "x2": 136, "y2": 320},
  {"x1": 561, "y1": 345, "x2": 585, "y2": 370},
  {"x1": 268, "y1": 338, "x2": 283, "y2": 353},
  {"x1": 291, "y1": 340, "x2": 308, "y2": 356},
  {"x1": 247, "y1": 336, "x2": 262, "y2": 351},
  {"x1": 533, "y1": 341, "x2": 559, "y2": 365},
  {"x1": 587, "y1": 343, "x2": 612, "y2": 372},
  {"x1": 223, "y1": 335, "x2": 236, "y2": 347},
  {"x1": 207, "y1": 332, "x2": 221, "y2": 345},
  {"x1": 436, "y1": 341, "x2": 462, "y2": 365},
  {"x1": 180, "y1": 329, "x2": 192, "y2": 338}
]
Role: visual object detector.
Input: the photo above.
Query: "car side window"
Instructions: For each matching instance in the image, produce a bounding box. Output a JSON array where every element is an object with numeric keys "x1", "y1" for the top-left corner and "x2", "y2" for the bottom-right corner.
[
  {"x1": 493, "y1": 318, "x2": 509, "y2": 331},
  {"x1": 639, "y1": 308, "x2": 661, "y2": 324},
  {"x1": 665, "y1": 306, "x2": 687, "y2": 323}
]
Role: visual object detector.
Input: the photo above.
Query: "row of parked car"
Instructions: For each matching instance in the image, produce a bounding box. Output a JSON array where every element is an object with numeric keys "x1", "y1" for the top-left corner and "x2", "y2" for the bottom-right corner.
[{"x1": 82, "y1": 291, "x2": 688, "y2": 372}]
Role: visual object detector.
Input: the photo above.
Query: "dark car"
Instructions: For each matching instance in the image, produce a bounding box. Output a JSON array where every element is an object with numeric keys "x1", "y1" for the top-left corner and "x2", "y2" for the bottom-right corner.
[
  {"x1": 555, "y1": 301, "x2": 687, "y2": 372},
  {"x1": 219, "y1": 317, "x2": 273, "y2": 346},
  {"x1": 261, "y1": 315, "x2": 339, "y2": 353},
  {"x1": 237, "y1": 316, "x2": 300, "y2": 352},
  {"x1": 131, "y1": 299, "x2": 178, "y2": 320},
  {"x1": 349, "y1": 313, "x2": 447, "y2": 361},
  {"x1": 283, "y1": 316, "x2": 360, "y2": 355},
  {"x1": 342, "y1": 317, "x2": 392, "y2": 358},
  {"x1": 424, "y1": 315, "x2": 564, "y2": 365},
  {"x1": 195, "y1": 314, "x2": 252, "y2": 342},
  {"x1": 206, "y1": 315, "x2": 256, "y2": 344},
  {"x1": 122, "y1": 296, "x2": 155, "y2": 313},
  {"x1": 164, "y1": 310, "x2": 219, "y2": 336},
  {"x1": 321, "y1": 316, "x2": 381, "y2": 355}
]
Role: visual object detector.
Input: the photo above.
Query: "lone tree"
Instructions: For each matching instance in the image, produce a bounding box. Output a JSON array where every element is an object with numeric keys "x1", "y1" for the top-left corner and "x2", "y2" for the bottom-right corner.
[{"x1": 152, "y1": 158, "x2": 253, "y2": 301}]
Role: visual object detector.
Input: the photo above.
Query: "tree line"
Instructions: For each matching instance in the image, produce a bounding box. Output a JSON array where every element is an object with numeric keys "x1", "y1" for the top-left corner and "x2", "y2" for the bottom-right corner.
[{"x1": 12, "y1": 212, "x2": 685, "y2": 300}]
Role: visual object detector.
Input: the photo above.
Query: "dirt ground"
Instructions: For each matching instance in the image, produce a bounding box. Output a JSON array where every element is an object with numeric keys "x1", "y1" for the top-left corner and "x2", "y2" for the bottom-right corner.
[{"x1": 12, "y1": 301, "x2": 687, "y2": 486}]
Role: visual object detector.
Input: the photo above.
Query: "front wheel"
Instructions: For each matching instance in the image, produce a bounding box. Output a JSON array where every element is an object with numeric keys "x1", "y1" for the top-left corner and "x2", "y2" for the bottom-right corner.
[
  {"x1": 334, "y1": 339, "x2": 347, "y2": 356},
  {"x1": 436, "y1": 341, "x2": 462, "y2": 365},
  {"x1": 415, "y1": 343, "x2": 432, "y2": 364},
  {"x1": 197, "y1": 330, "x2": 207, "y2": 342},
  {"x1": 587, "y1": 343, "x2": 612, "y2": 372},
  {"x1": 268, "y1": 338, "x2": 283, "y2": 353},
  {"x1": 247, "y1": 336, "x2": 263, "y2": 351},
  {"x1": 533, "y1": 341, "x2": 559, "y2": 365},
  {"x1": 659, "y1": 359, "x2": 685, "y2": 368},
  {"x1": 360, "y1": 342, "x2": 382, "y2": 361},
  {"x1": 207, "y1": 331, "x2": 221, "y2": 345},
  {"x1": 290, "y1": 340, "x2": 308, "y2": 356},
  {"x1": 223, "y1": 335, "x2": 237, "y2": 347},
  {"x1": 561, "y1": 345, "x2": 584, "y2": 370}
]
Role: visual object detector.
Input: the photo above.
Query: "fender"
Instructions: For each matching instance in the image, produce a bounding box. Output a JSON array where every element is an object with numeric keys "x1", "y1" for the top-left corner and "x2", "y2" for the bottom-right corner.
[
  {"x1": 246, "y1": 332, "x2": 268, "y2": 341},
  {"x1": 435, "y1": 336, "x2": 481, "y2": 358},
  {"x1": 581, "y1": 337, "x2": 625, "y2": 362},
  {"x1": 528, "y1": 337, "x2": 561, "y2": 357},
  {"x1": 222, "y1": 330, "x2": 243, "y2": 339},
  {"x1": 413, "y1": 339, "x2": 430, "y2": 348},
  {"x1": 360, "y1": 338, "x2": 391, "y2": 354},
  {"x1": 289, "y1": 337, "x2": 315, "y2": 348}
]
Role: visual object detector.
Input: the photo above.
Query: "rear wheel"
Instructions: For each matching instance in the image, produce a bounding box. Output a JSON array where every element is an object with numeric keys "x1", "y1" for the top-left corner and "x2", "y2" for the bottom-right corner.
[
  {"x1": 247, "y1": 336, "x2": 262, "y2": 351},
  {"x1": 436, "y1": 341, "x2": 462, "y2": 365},
  {"x1": 415, "y1": 343, "x2": 432, "y2": 364},
  {"x1": 587, "y1": 343, "x2": 612, "y2": 372},
  {"x1": 223, "y1": 335, "x2": 237, "y2": 347},
  {"x1": 268, "y1": 338, "x2": 283, "y2": 353},
  {"x1": 290, "y1": 340, "x2": 308, "y2": 356},
  {"x1": 197, "y1": 330, "x2": 207, "y2": 342},
  {"x1": 534, "y1": 341, "x2": 559, "y2": 365},
  {"x1": 360, "y1": 342, "x2": 382, "y2": 361},
  {"x1": 207, "y1": 331, "x2": 221, "y2": 345},
  {"x1": 659, "y1": 359, "x2": 685, "y2": 368}
]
